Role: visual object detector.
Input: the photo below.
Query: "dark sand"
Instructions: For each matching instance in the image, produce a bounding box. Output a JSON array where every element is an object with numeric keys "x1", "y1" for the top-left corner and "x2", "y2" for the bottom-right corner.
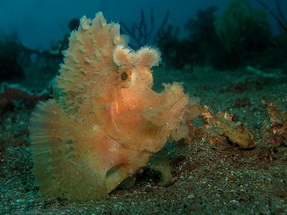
[{"x1": 1, "y1": 66, "x2": 287, "y2": 214}]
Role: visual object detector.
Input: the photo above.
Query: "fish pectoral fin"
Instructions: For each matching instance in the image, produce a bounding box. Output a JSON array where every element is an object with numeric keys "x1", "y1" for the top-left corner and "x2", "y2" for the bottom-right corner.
[
  {"x1": 105, "y1": 166, "x2": 126, "y2": 192},
  {"x1": 147, "y1": 151, "x2": 173, "y2": 186},
  {"x1": 118, "y1": 176, "x2": 137, "y2": 189}
]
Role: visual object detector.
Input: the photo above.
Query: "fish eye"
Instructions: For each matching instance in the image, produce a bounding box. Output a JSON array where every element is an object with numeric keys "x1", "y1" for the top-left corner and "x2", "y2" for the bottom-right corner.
[{"x1": 121, "y1": 72, "x2": 128, "y2": 81}]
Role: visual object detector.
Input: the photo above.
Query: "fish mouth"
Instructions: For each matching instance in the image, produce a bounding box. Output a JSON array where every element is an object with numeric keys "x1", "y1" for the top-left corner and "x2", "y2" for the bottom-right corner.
[{"x1": 168, "y1": 96, "x2": 189, "y2": 118}]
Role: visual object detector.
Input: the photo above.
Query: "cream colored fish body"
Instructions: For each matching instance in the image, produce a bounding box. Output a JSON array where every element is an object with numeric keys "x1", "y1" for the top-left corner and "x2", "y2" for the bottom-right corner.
[{"x1": 30, "y1": 12, "x2": 190, "y2": 201}]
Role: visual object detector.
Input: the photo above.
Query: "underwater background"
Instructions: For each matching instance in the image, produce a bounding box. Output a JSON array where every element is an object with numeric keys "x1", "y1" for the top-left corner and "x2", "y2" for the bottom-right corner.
[{"x1": 0, "y1": 0, "x2": 287, "y2": 214}]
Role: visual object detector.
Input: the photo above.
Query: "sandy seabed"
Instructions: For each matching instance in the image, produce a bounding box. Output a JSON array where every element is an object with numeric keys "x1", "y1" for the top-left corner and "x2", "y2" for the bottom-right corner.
[{"x1": 1, "y1": 66, "x2": 287, "y2": 215}]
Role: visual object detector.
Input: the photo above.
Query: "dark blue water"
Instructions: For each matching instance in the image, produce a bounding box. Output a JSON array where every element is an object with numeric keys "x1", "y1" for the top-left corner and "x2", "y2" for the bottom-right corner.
[{"x1": 0, "y1": 0, "x2": 283, "y2": 49}]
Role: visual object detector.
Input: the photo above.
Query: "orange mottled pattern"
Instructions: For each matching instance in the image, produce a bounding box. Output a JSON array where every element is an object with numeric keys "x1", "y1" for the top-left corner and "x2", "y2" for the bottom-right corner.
[{"x1": 29, "y1": 12, "x2": 191, "y2": 201}]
